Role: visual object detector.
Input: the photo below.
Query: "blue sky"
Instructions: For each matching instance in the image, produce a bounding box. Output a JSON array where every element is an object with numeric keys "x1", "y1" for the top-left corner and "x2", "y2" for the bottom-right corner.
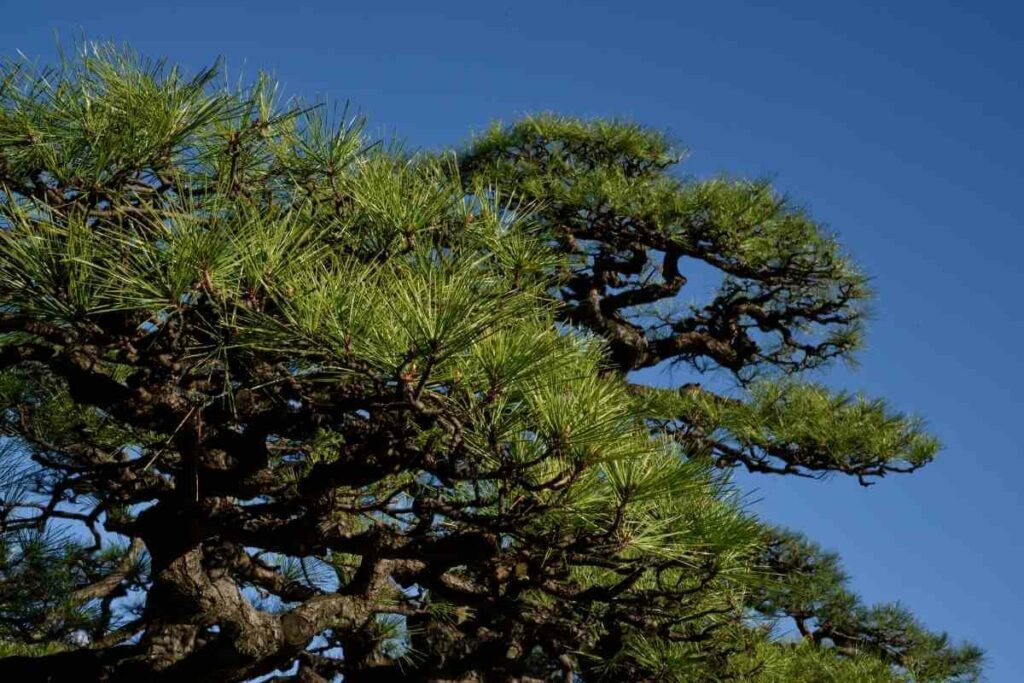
[{"x1": 3, "y1": 1, "x2": 1021, "y2": 679}]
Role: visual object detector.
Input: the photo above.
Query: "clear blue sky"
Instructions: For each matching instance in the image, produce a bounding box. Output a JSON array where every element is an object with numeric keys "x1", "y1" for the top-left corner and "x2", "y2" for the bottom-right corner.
[{"x1": 3, "y1": 1, "x2": 1021, "y2": 679}]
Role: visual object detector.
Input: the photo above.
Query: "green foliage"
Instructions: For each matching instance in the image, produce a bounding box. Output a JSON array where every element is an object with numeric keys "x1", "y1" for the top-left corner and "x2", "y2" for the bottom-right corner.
[
  {"x1": 636, "y1": 379, "x2": 939, "y2": 478},
  {"x1": 0, "y1": 45, "x2": 982, "y2": 683},
  {"x1": 749, "y1": 529, "x2": 982, "y2": 683},
  {"x1": 460, "y1": 114, "x2": 869, "y2": 377},
  {"x1": 735, "y1": 640, "x2": 907, "y2": 683}
]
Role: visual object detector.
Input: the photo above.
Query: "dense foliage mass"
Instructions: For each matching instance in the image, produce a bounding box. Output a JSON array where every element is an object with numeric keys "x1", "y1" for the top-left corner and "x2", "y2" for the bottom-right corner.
[{"x1": 0, "y1": 47, "x2": 981, "y2": 681}]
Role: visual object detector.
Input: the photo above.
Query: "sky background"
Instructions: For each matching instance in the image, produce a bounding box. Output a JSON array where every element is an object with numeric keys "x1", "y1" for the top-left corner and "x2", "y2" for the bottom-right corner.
[{"x1": 3, "y1": 1, "x2": 1021, "y2": 680}]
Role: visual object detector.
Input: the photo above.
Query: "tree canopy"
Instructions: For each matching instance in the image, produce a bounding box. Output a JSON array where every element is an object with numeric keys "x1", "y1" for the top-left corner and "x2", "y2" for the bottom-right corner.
[{"x1": 0, "y1": 45, "x2": 981, "y2": 682}]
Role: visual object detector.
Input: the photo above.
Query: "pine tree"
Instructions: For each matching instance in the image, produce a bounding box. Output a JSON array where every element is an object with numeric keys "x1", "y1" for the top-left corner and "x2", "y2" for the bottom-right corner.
[
  {"x1": 458, "y1": 115, "x2": 982, "y2": 683},
  {"x1": 0, "y1": 46, "x2": 981, "y2": 682}
]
